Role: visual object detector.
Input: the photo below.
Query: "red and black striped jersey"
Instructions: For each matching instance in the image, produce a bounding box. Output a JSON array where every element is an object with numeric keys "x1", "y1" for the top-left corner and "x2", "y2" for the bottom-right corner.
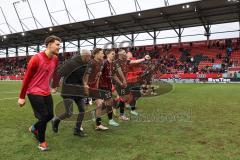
[
  {"x1": 85, "y1": 59, "x2": 103, "y2": 89},
  {"x1": 115, "y1": 59, "x2": 130, "y2": 81},
  {"x1": 99, "y1": 60, "x2": 113, "y2": 90}
]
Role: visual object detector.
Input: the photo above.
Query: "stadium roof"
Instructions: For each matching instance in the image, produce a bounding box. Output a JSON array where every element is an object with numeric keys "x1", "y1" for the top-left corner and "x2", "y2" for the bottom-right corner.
[{"x1": 0, "y1": 0, "x2": 239, "y2": 49}]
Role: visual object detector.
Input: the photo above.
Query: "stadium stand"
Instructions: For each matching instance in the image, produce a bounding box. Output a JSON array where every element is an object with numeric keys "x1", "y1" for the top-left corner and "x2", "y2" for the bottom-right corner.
[{"x1": 0, "y1": 38, "x2": 239, "y2": 80}]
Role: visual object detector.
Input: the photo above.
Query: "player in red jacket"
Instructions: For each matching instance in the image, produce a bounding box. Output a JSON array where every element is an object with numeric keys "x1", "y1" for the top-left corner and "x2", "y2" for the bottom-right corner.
[{"x1": 18, "y1": 35, "x2": 61, "y2": 151}]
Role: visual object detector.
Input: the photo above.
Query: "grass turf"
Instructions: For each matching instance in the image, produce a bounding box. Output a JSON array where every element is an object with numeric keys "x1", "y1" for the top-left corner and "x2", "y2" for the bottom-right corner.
[{"x1": 0, "y1": 81, "x2": 240, "y2": 160}]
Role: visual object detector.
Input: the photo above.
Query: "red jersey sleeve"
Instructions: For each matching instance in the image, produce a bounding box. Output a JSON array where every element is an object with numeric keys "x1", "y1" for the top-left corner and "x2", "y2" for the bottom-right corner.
[{"x1": 19, "y1": 55, "x2": 39, "y2": 99}]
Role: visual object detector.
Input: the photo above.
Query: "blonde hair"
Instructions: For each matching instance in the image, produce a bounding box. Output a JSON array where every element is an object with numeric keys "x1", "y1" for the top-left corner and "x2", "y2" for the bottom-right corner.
[{"x1": 81, "y1": 49, "x2": 91, "y2": 56}]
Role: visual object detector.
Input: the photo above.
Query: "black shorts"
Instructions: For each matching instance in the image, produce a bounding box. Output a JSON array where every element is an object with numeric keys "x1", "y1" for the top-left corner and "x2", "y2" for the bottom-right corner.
[
  {"x1": 129, "y1": 85, "x2": 142, "y2": 98},
  {"x1": 27, "y1": 94, "x2": 54, "y2": 121},
  {"x1": 115, "y1": 84, "x2": 130, "y2": 96},
  {"x1": 85, "y1": 88, "x2": 112, "y2": 100},
  {"x1": 99, "y1": 87, "x2": 112, "y2": 100}
]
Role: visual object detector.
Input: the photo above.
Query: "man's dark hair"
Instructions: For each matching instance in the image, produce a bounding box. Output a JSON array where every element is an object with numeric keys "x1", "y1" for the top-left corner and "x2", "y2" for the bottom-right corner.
[
  {"x1": 92, "y1": 48, "x2": 103, "y2": 56},
  {"x1": 44, "y1": 35, "x2": 62, "y2": 47},
  {"x1": 105, "y1": 49, "x2": 115, "y2": 55}
]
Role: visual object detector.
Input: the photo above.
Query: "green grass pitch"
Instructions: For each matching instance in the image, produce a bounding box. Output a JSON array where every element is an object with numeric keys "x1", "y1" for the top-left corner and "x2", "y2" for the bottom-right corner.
[{"x1": 0, "y1": 81, "x2": 240, "y2": 160}]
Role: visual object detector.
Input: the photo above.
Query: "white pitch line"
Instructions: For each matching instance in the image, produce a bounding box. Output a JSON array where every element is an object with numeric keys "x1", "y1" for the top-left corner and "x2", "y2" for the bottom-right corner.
[
  {"x1": 0, "y1": 97, "x2": 18, "y2": 101},
  {"x1": 0, "y1": 93, "x2": 60, "y2": 101},
  {"x1": 0, "y1": 91, "x2": 19, "y2": 94}
]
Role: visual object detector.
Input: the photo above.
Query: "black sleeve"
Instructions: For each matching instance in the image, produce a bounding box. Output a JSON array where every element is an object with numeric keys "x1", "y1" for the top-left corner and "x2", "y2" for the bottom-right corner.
[
  {"x1": 85, "y1": 61, "x2": 93, "y2": 75},
  {"x1": 115, "y1": 61, "x2": 120, "y2": 69},
  {"x1": 100, "y1": 61, "x2": 105, "y2": 73},
  {"x1": 112, "y1": 60, "x2": 120, "y2": 75},
  {"x1": 57, "y1": 55, "x2": 82, "y2": 77}
]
